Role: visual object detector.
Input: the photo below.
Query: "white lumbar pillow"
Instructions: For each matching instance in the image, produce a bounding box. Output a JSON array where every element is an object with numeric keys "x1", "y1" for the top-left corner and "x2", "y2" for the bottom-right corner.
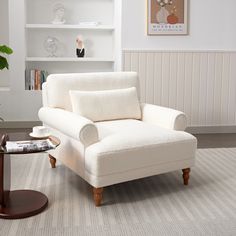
[{"x1": 69, "y1": 87, "x2": 141, "y2": 122}]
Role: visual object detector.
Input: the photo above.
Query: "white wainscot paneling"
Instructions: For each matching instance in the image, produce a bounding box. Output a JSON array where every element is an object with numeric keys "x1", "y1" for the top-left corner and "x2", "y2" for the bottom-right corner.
[{"x1": 123, "y1": 50, "x2": 236, "y2": 127}]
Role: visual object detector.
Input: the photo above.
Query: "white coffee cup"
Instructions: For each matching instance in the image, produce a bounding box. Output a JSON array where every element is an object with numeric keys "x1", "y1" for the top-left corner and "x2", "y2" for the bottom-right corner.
[{"x1": 31, "y1": 126, "x2": 50, "y2": 137}]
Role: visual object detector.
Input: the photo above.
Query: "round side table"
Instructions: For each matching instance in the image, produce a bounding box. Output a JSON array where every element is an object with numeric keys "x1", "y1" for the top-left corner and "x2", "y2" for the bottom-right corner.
[{"x1": 0, "y1": 134, "x2": 60, "y2": 219}]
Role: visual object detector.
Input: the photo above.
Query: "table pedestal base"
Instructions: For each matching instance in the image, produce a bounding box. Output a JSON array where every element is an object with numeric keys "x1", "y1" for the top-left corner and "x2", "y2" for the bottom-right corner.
[{"x1": 0, "y1": 190, "x2": 48, "y2": 219}]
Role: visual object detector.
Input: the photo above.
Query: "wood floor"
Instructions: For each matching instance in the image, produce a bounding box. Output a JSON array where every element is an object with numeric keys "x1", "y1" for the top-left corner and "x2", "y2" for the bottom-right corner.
[{"x1": 0, "y1": 128, "x2": 236, "y2": 149}]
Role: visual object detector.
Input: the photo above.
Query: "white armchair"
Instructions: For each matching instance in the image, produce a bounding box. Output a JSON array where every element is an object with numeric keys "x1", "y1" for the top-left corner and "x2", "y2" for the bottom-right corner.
[{"x1": 39, "y1": 72, "x2": 197, "y2": 206}]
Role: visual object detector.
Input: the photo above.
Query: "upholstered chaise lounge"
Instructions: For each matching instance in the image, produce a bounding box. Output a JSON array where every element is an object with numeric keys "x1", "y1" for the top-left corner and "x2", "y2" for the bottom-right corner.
[{"x1": 38, "y1": 72, "x2": 197, "y2": 206}]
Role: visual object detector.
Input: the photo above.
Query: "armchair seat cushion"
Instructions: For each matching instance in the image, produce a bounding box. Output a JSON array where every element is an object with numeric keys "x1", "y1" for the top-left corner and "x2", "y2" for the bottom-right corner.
[{"x1": 85, "y1": 119, "x2": 197, "y2": 177}]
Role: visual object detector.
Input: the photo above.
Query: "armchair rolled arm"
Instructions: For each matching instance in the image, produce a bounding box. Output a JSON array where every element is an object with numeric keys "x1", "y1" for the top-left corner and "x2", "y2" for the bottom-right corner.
[
  {"x1": 38, "y1": 107, "x2": 99, "y2": 146},
  {"x1": 141, "y1": 103, "x2": 187, "y2": 131}
]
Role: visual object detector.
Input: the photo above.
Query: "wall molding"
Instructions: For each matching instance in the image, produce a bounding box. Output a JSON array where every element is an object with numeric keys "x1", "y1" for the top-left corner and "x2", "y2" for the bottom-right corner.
[
  {"x1": 123, "y1": 50, "x2": 236, "y2": 127},
  {"x1": 123, "y1": 49, "x2": 236, "y2": 53},
  {"x1": 0, "y1": 121, "x2": 235, "y2": 134}
]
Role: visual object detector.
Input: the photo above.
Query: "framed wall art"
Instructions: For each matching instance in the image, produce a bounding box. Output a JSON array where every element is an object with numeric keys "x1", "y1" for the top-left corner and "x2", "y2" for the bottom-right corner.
[{"x1": 147, "y1": 0, "x2": 188, "y2": 35}]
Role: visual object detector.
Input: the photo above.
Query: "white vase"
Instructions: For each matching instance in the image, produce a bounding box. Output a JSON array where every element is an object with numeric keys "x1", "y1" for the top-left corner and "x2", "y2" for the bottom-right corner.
[{"x1": 156, "y1": 7, "x2": 169, "y2": 24}]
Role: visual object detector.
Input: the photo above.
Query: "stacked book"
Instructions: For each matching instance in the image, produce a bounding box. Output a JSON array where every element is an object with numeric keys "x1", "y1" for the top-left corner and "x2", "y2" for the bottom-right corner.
[{"x1": 25, "y1": 69, "x2": 48, "y2": 90}]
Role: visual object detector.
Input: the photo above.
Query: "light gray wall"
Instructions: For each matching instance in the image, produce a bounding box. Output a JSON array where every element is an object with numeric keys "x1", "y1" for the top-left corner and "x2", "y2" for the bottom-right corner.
[
  {"x1": 0, "y1": 0, "x2": 9, "y2": 87},
  {"x1": 122, "y1": 0, "x2": 236, "y2": 50}
]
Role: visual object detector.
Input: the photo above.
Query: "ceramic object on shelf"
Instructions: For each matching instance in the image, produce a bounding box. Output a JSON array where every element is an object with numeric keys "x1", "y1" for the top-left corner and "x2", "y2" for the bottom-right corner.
[
  {"x1": 44, "y1": 37, "x2": 59, "y2": 57},
  {"x1": 76, "y1": 48, "x2": 85, "y2": 58},
  {"x1": 76, "y1": 35, "x2": 85, "y2": 58},
  {"x1": 52, "y1": 3, "x2": 66, "y2": 25}
]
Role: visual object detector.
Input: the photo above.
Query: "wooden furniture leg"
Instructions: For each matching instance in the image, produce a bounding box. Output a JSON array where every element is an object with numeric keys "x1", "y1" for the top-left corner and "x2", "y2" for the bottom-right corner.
[
  {"x1": 93, "y1": 187, "x2": 103, "y2": 207},
  {"x1": 49, "y1": 154, "x2": 56, "y2": 168},
  {"x1": 182, "y1": 168, "x2": 191, "y2": 185}
]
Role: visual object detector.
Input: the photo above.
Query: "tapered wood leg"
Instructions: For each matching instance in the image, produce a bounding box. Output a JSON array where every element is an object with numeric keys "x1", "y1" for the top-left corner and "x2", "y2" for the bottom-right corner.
[
  {"x1": 93, "y1": 187, "x2": 103, "y2": 207},
  {"x1": 182, "y1": 168, "x2": 191, "y2": 185},
  {"x1": 49, "y1": 154, "x2": 56, "y2": 168}
]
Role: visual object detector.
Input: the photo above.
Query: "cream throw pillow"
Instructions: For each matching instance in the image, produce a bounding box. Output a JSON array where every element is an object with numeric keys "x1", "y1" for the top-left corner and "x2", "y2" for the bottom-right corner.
[{"x1": 69, "y1": 87, "x2": 141, "y2": 122}]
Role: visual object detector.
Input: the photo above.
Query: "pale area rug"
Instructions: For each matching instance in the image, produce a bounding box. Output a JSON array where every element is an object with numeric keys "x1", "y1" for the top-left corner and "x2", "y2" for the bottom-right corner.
[{"x1": 0, "y1": 148, "x2": 236, "y2": 236}]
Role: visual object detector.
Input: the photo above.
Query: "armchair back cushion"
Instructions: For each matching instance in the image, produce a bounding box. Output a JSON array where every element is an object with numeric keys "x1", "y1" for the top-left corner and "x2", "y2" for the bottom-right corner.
[
  {"x1": 70, "y1": 87, "x2": 141, "y2": 122},
  {"x1": 45, "y1": 72, "x2": 139, "y2": 111}
]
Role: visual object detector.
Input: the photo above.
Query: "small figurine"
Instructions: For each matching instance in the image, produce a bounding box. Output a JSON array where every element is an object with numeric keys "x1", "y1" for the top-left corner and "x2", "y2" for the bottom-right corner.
[
  {"x1": 44, "y1": 36, "x2": 59, "y2": 57},
  {"x1": 52, "y1": 3, "x2": 66, "y2": 25},
  {"x1": 76, "y1": 35, "x2": 85, "y2": 57}
]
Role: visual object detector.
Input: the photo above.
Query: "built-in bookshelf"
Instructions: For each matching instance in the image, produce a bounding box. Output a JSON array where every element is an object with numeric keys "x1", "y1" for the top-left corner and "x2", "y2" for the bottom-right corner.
[
  {"x1": 20, "y1": 0, "x2": 122, "y2": 90},
  {"x1": 5, "y1": 0, "x2": 121, "y2": 122}
]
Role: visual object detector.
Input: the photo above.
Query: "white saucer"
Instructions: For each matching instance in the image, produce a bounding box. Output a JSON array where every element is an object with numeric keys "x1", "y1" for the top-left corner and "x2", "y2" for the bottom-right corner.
[{"x1": 29, "y1": 132, "x2": 50, "y2": 139}]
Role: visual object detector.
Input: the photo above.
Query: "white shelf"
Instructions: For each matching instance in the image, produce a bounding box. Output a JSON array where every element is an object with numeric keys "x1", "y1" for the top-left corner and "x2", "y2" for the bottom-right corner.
[
  {"x1": 24, "y1": 90, "x2": 42, "y2": 93},
  {"x1": 25, "y1": 24, "x2": 115, "y2": 30},
  {"x1": 26, "y1": 57, "x2": 115, "y2": 62}
]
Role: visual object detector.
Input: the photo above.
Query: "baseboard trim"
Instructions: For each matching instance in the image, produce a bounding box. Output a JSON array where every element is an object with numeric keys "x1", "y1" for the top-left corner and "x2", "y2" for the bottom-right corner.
[
  {"x1": 186, "y1": 126, "x2": 236, "y2": 134},
  {"x1": 0, "y1": 122, "x2": 235, "y2": 134},
  {"x1": 0, "y1": 121, "x2": 42, "y2": 129}
]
